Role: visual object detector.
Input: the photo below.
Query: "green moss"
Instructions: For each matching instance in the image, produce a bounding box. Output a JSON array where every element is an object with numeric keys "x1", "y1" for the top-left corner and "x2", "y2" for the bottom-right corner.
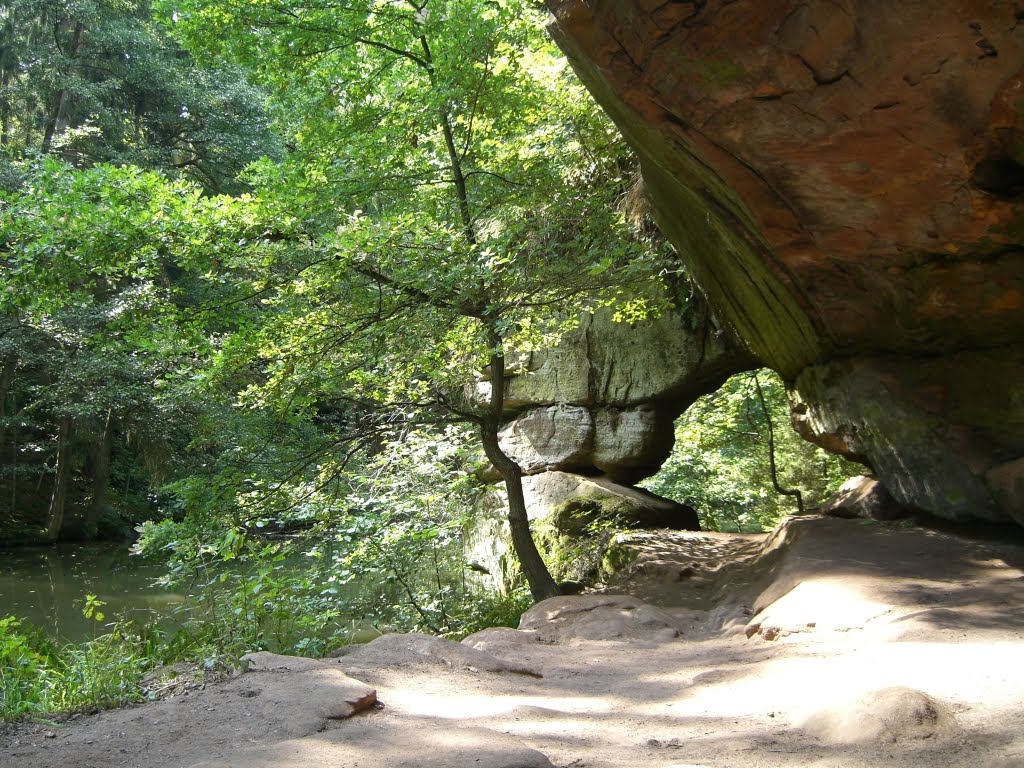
[
  {"x1": 599, "y1": 538, "x2": 638, "y2": 579},
  {"x1": 550, "y1": 496, "x2": 641, "y2": 536},
  {"x1": 536, "y1": 515, "x2": 626, "y2": 586}
]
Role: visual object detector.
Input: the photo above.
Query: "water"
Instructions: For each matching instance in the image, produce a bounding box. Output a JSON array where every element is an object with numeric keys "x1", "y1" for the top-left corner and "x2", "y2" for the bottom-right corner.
[{"x1": 0, "y1": 542, "x2": 186, "y2": 642}]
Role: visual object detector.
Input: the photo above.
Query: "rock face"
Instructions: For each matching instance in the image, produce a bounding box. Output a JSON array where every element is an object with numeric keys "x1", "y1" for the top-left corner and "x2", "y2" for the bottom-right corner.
[
  {"x1": 465, "y1": 471, "x2": 699, "y2": 592},
  {"x1": 473, "y1": 303, "x2": 748, "y2": 573},
  {"x1": 820, "y1": 475, "x2": 909, "y2": 522},
  {"x1": 480, "y1": 306, "x2": 751, "y2": 485},
  {"x1": 546, "y1": 0, "x2": 1024, "y2": 526}
]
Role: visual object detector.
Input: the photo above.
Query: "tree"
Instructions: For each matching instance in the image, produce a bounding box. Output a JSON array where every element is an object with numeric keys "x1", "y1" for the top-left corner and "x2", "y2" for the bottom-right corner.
[
  {"x1": 0, "y1": 0, "x2": 279, "y2": 191},
  {"x1": 161, "y1": 0, "x2": 664, "y2": 600},
  {"x1": 0, "y1": 158, "x2": 281, "y2": 539},
  {"x1": 0, "y1": 0, "x2": 283, "y2": 540},
  {"x1": 642, "y1": 370, "x2": 863, "y2": 532}
]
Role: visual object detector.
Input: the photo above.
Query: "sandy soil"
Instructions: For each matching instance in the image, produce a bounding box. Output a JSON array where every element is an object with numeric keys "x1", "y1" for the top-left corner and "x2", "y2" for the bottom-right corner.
[{"x1": 4, "y1": 514, "x2": 1024, "y2": 768}]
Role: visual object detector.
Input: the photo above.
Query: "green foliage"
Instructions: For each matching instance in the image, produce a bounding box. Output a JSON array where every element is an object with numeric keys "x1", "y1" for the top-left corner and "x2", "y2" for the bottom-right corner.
[
  {"x1": 0, "y1": 616, "x2": 53, "y2": 718},
  {"x1": 0, "y1": 0, "x2": 871, "y2": 717},
  {"x1": 0, "y1": 158, "x2": 277, "y2": 541},
  {"x1": 643, "y1": 370, "x2": 864, "y2": 532},
  {"x1": 0, "y1": 609, "x2": 152, "y2": 721},
  {"x1": 134, "y1": 424, "x2": 527, "y2": 654},
  {"x1": 0, "y1": 0, "x2": 279, "y2": 190}
]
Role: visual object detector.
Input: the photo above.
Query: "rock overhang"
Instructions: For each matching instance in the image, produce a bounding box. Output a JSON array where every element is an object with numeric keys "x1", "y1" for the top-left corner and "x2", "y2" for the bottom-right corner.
[{"x1": 544, "y1": 0, "x2": 1024, "y2": 526}]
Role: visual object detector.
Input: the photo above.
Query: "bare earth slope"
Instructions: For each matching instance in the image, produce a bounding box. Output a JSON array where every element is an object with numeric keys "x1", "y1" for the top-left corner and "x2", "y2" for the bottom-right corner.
[{"x1": 5, "y1": 515, "x2": 1024, "y2": 768}]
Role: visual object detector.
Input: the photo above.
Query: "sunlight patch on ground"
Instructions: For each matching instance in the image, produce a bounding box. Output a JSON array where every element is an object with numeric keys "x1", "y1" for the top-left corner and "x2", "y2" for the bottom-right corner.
[{"x1": 749, "y1": 577, "x2": 894, "y2": 634}]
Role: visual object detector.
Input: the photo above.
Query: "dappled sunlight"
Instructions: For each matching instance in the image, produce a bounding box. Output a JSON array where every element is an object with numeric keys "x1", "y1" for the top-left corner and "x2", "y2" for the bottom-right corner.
[
  {"x1": 8, "y1": 517, "x2": 1024, "y2": 768},
  {"x1": 748, "y1": 577, "x2": 895, "y2": 634}
]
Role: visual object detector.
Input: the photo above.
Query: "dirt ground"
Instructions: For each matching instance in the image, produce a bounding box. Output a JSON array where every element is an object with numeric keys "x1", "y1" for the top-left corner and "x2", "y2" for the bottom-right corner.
[{"x1": 4, "y1": 514, "x2": 1024, "y2": 768}]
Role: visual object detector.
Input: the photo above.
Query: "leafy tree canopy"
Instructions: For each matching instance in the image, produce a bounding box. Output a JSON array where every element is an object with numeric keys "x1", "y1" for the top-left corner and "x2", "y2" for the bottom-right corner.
[{"x1": 0, "y1": 0, "x2": 280, "y2": 191}]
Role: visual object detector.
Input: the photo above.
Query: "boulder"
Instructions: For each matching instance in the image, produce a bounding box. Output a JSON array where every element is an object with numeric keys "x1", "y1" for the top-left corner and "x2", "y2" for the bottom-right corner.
[
  {"x1": 518, "y1": 594, "x2": 683, "y2": 642},
  {"x1": 479, "y1": 306, "x2": 750, "y2": 411},
  {"x1": 464, "y1": 473, "x2": 698, "y2": 592},
  {"x1": 792, "y1": 355, "x2": 1024, "y2": 523},
  {"x1": 591, "y1": 406, "x2": 673, "y2": 483},
  {"x1": 986, "y1": 457, "x2": 1024, "y2": 527},
  {"x1": 497, "y1": 404, "x2": 595, "y2": 475},
  {"x1": 521, "y1": 471, "x2": 699, "y2": 532},
  {"x1": 497, "y1": 403, "x2": 675, "y2": 483},
  {"x1": 479, "y1": 303, "x2": 751, "y2": 485},
  {"x1": 339, "y1": 633, "x2": 543, "y2": 678},
  {"x1": 546, "y1": 0, "x2": 1024, "y2": 527},
  {"x1": 820, "y1": 475, "x2": 911, "y2": 521},
  {"x1": 801, "y1": 687, "x2": 959, "y2": 745},
  {"x1": 231, "y1": 652, "x2": 377, "y2": 738}
]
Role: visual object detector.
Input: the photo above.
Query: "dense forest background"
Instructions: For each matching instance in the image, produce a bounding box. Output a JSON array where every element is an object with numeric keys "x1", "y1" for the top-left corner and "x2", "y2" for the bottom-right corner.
[{"x1": 0, "y1": 0, "x2": 857, "y2": 680}]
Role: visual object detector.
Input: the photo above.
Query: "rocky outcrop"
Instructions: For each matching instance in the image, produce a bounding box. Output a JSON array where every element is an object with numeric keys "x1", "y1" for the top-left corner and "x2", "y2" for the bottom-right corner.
[
  {"x1": 479, "y1": 305, "x2": 750, "y2": 485},
  {"x1": 546, "y1": 0, "x2": 1024, "y2": 526},
  {"x1": 819, "y1": 475, "x2": 909, "y2": 522},
  {"x1": 497, "y1": 305, "x2": 749, "y2": 473},
  {"x1": 792, "y1": 356, "x2": 1024, "y2": 522},
  {"x1": 522, "y1": 471, "x2": 699, "y2": 533},
  {"x1": 466, "y1": 471, "x2": 699, "y2": 592},
  {"x1": 470, "y1": 304, "x2": 748, "y2": 589}
]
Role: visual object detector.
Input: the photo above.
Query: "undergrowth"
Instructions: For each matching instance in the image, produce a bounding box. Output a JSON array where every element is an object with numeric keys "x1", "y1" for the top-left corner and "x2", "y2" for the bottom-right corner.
[{"x1": 0, "y1": 579, "x2": 531, "y2": 722}]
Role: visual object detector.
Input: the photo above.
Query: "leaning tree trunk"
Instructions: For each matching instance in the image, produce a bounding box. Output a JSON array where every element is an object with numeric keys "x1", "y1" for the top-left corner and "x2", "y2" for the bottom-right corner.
[
  {"x1": 45, "y1": 415, "x2": 74, "y2": 543},
  {"x1": 409, "y1": 33, "x2": 558, "y2": 602},
  {"x1": 481, "y1": 326, "x2": 561, "y2": 603}
]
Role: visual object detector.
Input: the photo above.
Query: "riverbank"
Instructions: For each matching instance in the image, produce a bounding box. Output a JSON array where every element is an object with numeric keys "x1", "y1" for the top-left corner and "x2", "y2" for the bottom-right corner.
[{"x1": 5, "y1": 514, "x2": 1023, "y2": 768}]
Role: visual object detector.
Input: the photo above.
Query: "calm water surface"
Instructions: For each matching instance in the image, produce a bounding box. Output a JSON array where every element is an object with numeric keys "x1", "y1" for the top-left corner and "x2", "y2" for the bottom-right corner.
[{"x1": 0, "y1": 542, "x2": 186, "y2": 641}]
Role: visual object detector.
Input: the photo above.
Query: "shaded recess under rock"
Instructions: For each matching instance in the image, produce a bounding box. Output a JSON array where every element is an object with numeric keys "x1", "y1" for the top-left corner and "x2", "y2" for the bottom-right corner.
[{"x1": 544, "y1": 0, "x2": 1024, "y2": 529}]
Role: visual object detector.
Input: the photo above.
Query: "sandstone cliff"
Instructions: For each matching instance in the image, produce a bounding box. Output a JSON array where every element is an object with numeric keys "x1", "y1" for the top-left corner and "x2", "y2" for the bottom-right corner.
[{"x1": 546, "y1": 0, "x2": 1024, "y2": 526}]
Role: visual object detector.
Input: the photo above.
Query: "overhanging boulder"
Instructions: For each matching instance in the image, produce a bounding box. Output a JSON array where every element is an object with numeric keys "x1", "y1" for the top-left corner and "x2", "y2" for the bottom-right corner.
[{"x1": 546, "y1": 0, "x2": 1024, "y2": 526}]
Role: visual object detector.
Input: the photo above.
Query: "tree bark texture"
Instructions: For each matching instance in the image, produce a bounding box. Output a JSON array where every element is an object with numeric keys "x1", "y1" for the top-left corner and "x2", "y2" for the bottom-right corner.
[
  {"x1": 0, "y1": 352, "x2": 16, "y2": 454},
  {"x1": 85, "y1": 408, "x2": 114, "y2": 538},
  {"x1": 45, "y1": 416, "x2": 74, "y2": 543},
  {"x1": 482, "y1": 327, "x2": 560, "y2": 602},
  {"x1": 41, "y1": 21, "x2": 84, "y2": 154}
]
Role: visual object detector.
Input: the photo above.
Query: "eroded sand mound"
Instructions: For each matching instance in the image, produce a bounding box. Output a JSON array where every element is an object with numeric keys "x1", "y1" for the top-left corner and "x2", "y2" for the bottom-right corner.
[{"x1": 4, "y1": 515, "x2": 1024, "y2": 768}]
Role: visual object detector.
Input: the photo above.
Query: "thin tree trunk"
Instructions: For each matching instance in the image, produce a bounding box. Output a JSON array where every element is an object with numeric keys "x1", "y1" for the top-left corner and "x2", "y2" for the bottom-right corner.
[
  {"x1": 41, "y1": 21, "x2": 84, "y2": 154},
  {"x1": 9, "y1": 392, "x2": 16, "y2": 512},
  {"x1": 45, "y1": 416, "x2": 74, "y2": 543},
  {"x1": 85, "y1": 408, "x2": 113, "y2": 539},
  {"x1": 481, "y1": 326, "x2": 560, "y2": 603},
  {"x1": 418, "y1": 34, "x2": 477, "y2": 248},
  {"x1": 0, "y1": 352, "x2": 16, "y2": 454},
  {"x1": 1, "y1": 68, "x2": 10, "y2": 148},
  {"x1": 753, "y1": 373, "x2": 804, "y2": 515},
  {"x1": 413, "y1": 31, "x2": 554, "y2": 599}
]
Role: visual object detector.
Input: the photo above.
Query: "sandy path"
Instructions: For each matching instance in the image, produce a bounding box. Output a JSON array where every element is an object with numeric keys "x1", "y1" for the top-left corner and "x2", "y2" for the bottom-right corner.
[{"x1": 4, "y1": 515, "x2": 1024, "y2": 768}]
